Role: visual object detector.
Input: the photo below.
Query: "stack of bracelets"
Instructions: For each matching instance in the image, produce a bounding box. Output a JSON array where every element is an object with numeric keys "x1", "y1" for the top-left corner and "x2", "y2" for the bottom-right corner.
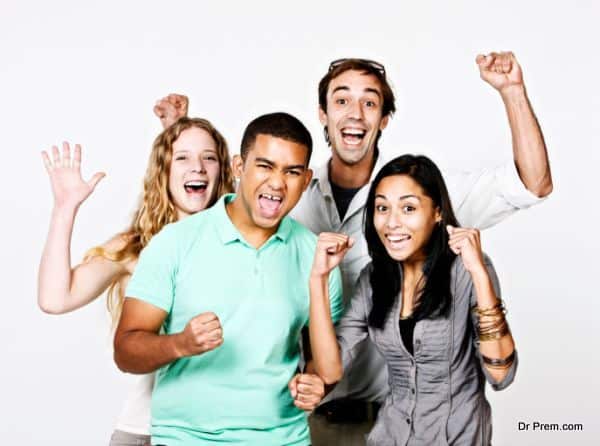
[{"x1": 473, "y1": 300, "x2": 515, "y2": 369}]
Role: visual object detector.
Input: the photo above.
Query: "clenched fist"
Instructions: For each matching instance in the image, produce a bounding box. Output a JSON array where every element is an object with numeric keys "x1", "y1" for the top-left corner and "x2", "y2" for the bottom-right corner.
[
  {"x1": 153, "y1": 93, "x2": 189, "y2": 129},
  {"x1": 476, "y1": 51, "x2": 524, "y2": 95},
  {"x1": 288, "y1": 373, "x2": 326, "y2": 411},
  {"x1": 176, "y1": 312, "x2": 223, "y2": 357},
  {"x1": 446, "y1": 225, "x2": 486, "y2": 275},
  {"x1": 311, "y1": 232, "x2": 354, "y2": 278}
]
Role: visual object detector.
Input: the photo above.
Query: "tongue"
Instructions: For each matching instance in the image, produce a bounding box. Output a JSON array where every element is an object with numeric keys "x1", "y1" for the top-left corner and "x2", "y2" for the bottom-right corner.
[
  {"x1": 259, "y1": 196, "x2": 280, "y2": 217},
  {"x1": 343, "y1": 134, "x2": 362, "y2": 144}
]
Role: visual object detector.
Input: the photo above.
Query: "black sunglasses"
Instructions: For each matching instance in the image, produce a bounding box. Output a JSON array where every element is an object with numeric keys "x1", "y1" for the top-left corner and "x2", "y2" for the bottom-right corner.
[{"x1": 328, "y1": 58, "x2": 386, "y2": 76}]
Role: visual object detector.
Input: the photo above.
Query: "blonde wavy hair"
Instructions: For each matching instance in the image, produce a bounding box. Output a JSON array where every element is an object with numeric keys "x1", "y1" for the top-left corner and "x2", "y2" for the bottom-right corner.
[{"x1": 85, "y1": 117, "x2": 234, "y2": 324}]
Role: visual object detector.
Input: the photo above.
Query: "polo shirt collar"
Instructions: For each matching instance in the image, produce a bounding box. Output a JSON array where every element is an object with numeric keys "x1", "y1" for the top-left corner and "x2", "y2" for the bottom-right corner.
[{"x1": 214, "y1": 193, "x2": 292, "y2": 245}]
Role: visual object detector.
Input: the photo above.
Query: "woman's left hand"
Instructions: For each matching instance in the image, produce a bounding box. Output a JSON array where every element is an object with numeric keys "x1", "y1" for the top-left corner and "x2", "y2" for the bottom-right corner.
[{"x1": 446, "y1": 225, "x2": 486, "y2": 274}]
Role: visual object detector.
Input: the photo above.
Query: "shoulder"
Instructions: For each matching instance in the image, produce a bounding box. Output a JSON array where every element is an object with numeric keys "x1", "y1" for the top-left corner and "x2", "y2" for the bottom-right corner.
[
  {"x1": 85, "y1": 233, "x2": 134, "y2": 274},
  {"x1": 155, "y1": 210, "x2": 210, "y2": 244},
  {"x1": 289, "y1": 180, "x2": 325, "y2": 222},
  {"x1": 353, "y1": 262, "x2": 374, "y2": 305},
  {"x1": 101, "y1": 232, "x2": 129, "y2": 252},
  {"x1": 450, "y1": 252, "x2": 497, "y2": 296},
  {"x1": 358, "y1": 262, "x2": 373, "y2": 282},
  {"x1": 286, "y1": 217, "x2": 318, "y2": 244}
]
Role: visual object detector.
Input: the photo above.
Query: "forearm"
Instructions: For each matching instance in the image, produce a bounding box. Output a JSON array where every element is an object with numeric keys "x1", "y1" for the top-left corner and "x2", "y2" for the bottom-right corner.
[
  {"x1": 305, "y1": 360, "x2": 337, "y2": 397},
  {"x1": 38, "y1": 205, "x2": 78, "y2": 314},
  {"x1": 114, "y1": 329, "x2": 185, "y2": 374},
  {"x1": 309, "y1": 275, "x2": 343, "y2": 385},
  {"x1": 471, "y1": 267, "x2": 515, "y2": 382},
  {"x1": 501, "y1": 85, "x2": 553, "y2": 197}
]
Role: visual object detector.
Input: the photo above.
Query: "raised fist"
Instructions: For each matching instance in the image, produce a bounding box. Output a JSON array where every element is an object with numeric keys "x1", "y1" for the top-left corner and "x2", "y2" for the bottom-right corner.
[
  {"x1": 476, "y1": 51, "x2": 524, "y2": 95},
  {"x1": 153, "y1": 93, "x2": 189, "y2": 129},
  {"x1": 311, "y1": 232, "x2": 354, "y2": 278}
]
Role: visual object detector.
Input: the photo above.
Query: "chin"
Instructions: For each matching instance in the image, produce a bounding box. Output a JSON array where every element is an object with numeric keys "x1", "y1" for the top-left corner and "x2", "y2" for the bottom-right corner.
[
  {"x1": 384, "y1": 247, "x2": 414, "y2": 262},
  {"x1": 336, "y1": 147, "x2": 369, "y2": 165},
  {"x1": 257, "y1": 215, "x2": 282, "y2": 228}
]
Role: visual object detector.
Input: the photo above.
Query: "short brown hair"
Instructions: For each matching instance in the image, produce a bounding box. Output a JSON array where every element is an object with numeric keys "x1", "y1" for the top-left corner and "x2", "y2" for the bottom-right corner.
[{"x1": 318, "y1": 59, "x2": 396, "y2": 118}]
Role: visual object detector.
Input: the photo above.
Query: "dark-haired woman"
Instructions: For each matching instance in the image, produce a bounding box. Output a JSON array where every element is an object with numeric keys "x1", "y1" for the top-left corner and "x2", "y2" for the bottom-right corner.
[{"x1": 308, "y1": 154, "x2": 517, "y2": 445}]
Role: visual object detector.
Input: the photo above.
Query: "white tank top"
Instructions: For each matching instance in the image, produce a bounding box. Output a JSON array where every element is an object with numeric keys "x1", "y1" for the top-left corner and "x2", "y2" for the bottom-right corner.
[{"x1": 114, "y1": 373, "x2": 154, "y2": 435}]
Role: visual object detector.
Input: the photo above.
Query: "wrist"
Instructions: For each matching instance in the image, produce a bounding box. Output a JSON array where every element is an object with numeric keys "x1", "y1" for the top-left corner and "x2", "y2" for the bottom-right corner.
[
  {"x1": 310, "y1": 270, "x2": 330, "y2": 282},
  {"x1": 172, "y1": 332, "x2": 189, "y2": 359},
  {"x1": 468, "y1": 263, "x2": 489, "y2": 282},
  {"x1": 500, "y1": 84, "x2": 527, "y2": 102},
  {"x1": 51, "y1": 204, "x2": 78, "y2": 220}
]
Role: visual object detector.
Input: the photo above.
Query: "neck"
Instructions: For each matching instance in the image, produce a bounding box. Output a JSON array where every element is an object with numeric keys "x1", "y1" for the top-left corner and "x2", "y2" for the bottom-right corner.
[
  {"x1": 400, "y1": 258, "x2": 426, "y2": 317},
  {"x1": 329, "y1": 148, "x2": 376, "y2": 188},
  {"x1": 402, "y1": 259, "x2": 425, "y2": 284},
  {"x1": 226, "y1": 196, "x2": 276, "y2": 249}
]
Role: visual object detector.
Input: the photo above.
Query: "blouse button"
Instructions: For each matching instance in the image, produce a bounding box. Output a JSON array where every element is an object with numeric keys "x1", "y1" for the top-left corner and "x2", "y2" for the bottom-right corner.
[{"x1": 406, "y1": 418, "x2": 411, "y2": 424}]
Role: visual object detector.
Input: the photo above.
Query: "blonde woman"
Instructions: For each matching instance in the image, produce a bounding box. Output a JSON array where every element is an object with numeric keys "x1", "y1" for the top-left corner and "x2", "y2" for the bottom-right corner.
[{"x1": 38, "y1": 116, "x2": 234, "y2": 446}]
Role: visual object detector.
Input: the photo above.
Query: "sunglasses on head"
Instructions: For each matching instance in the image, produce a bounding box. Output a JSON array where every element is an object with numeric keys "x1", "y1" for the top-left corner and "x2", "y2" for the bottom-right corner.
[{"x1": 328, "y1": 58, "x2": 386, "y2": 76}]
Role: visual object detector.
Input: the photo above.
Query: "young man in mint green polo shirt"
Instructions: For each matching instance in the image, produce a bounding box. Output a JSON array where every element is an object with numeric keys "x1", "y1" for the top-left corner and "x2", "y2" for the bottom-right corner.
[{"x1": 114, "y1": 112, "x2": 344, "y2": 446}]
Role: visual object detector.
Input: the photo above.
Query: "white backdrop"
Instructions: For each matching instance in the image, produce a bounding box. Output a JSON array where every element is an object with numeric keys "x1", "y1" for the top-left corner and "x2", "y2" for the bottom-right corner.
[{"x1": 2, "y1": 1, "x2": 599, "y2": 444}]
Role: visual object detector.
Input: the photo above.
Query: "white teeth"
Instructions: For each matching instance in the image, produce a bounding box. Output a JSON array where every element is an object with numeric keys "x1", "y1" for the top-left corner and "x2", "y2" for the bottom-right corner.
[
  {"x1": 342, "y1": 129, "x2": 366, "y2": 136},
  {"x1": 387, "y1": 235, "x2": 410, "y2": 242},
  {"x1": 185, "y1": 181, "x2": 207, "y2": 187},
  {"x1": 260, "y1": 193, "x2": 282, "y2": 202}
]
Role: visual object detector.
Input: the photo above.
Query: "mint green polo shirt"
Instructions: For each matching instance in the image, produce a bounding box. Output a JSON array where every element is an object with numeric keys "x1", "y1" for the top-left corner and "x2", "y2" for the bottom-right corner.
[{"x1": 126, "y1": 194, "x2": 344, "y2": 446}]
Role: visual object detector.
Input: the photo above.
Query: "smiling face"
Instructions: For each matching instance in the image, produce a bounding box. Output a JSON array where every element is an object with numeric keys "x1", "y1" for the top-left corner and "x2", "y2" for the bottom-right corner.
[
  {"x1": 168, "y1": 127, "x2": 221, "y2": 220},
  {"x1": 232, "y1": 134, "x2": 312, "y2": 232},
  {"x1": 373, "y1": 174, "x2": 441, "y2": 263},
  {"x1": 319, "y1": 69, "x2": 389, "y2": 166}
]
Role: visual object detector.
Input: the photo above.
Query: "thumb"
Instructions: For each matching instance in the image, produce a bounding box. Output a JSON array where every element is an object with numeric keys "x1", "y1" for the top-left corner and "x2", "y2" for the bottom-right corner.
[
  {"x1": 88, "y1": 172, "x2": 106, "y2": 190},
  {"x1": 446, "y1": 225, "x2": 454, "y2": 235},
  {"x1": 476, "y1": 54, "x2": 493, "y2": 69},
  {"x1": 347, "y1": 237, "x2": 355, "y2": 249},
  {"x1": 288, "y1": 374, "x2": 299, "y2": 398}
]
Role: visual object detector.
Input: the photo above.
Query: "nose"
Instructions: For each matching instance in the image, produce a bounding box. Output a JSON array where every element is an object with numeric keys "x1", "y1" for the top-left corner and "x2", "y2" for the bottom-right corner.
[
  {"x1": 385, "y1": 208, "x2": 402, "y2": 229},
  {"x1": 190, "y1": 157, "x2": 206, "y2": 174},
  {"x1": 348, "y1": 99, "x2": 364, "y2": 121},
  {"x1": 267, "y1": 169, "x2": 285, "y2": 190}
]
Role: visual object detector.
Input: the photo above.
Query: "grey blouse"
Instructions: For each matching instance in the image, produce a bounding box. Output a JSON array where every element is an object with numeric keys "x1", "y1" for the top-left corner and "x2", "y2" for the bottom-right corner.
[{"x1": 336, "y1": 256, "x2": 517, "y2": 446}]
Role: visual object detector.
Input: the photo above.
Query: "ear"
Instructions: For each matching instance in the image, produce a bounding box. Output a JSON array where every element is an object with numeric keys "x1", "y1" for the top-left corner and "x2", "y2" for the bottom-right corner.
[
  {"x1": 379, "y1": 114, "x2": 390, "y2": 131},
  {"x1": 232, "y1": 154, "x2": 244, "y2": 179},
  {"x1": 302, "y1": 168, "x2": 313, "y2": 191},
  {"x1": 434, "y1": 207, "x2": 442, "y2": 224},
  {"x1": 318, "y1": 106, "x2": 328, "y2": 126}
]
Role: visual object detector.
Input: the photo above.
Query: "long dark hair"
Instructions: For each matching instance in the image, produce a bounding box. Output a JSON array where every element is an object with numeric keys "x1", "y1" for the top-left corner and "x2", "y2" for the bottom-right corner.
[{"x1": 364, "y1": 155, "x2": 460, "y2": 328}]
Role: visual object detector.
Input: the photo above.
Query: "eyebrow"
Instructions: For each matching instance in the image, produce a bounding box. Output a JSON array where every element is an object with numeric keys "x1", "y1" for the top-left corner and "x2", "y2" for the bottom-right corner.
[
  {"x1": 255, "y1": 157, "x2": 306, "y2": 171},
  {"x1": 173, "y1": 148, "x2": 217, "y2": 154},
  {"x1": 375, "y1": 194, "x2": 421, "y2": 201},
  {"x1": 332, "y1": 85, "x2": 382, "y2": 99}
]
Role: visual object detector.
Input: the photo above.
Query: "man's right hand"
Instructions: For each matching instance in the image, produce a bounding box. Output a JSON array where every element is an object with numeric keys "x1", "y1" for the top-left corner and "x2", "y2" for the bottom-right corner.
[
  {"x1": 177, "y1": 312, "x2": 223, "y2": 357},
  {"x1": 153, "y1": 93, "x2": 189, "y2": 129}
]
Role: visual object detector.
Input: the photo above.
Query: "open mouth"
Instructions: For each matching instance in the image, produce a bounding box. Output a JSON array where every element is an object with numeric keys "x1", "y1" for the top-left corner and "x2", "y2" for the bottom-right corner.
[
  {"x1": 340, "y1": 127, "x2": 366, "y2": 146},
  {"x1": 258, "y1": 193, "x2": 283, "y2": 218},
  {"x1": 386, "y1": 234, "x2": 411, "y2": 249},
  {"x1": 184, "y1": 180, "x2": 208, "y2": 194}
]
